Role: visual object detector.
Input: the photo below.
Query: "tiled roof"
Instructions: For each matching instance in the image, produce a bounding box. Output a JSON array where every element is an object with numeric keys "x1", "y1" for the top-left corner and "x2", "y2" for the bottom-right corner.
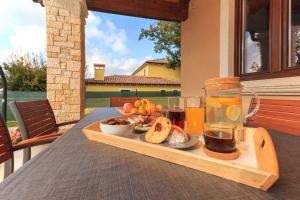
[
  {"x1": 85, "y1": 75, "x2": 180, "y2": 85},
  {"x1": 145, "y1": 58, "x2": 168, "y2": 64}
]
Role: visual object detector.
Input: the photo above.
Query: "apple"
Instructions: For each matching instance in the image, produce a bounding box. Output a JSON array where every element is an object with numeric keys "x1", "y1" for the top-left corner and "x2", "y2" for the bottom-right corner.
[
  {"x1": 131, "y1": 108, "x2": 138, "y2": 114},
  {"x1": 123, "y1": 103, "x2": 134, "y2": 113},
  {"x1": 141, "y1": 99, "x2": 150, "y2": 105},
  {"x1": 156, "y1": 104, "x2": 163, "y2": 112},
  {"x1": 134, "y1": 100, "x2": 142, "y2": 107},
  {"x1": 146, "y1": 103, "x2": 157, "y2": 114},
  {"x1": 138, "y1": 108, "x2": 147, "y2": 115},
  {"x1": 138, "y1": 104, "x2": 146, "y2": 109}
]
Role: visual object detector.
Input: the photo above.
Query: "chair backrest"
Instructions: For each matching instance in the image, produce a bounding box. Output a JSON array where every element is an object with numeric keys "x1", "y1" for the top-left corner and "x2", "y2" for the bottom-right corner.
[
  {"x1": 0, "y1": 115, "x2": 13, "y2": 165},
  {"x1": 247, "y1": 98, "x2": 300, "y2": 136},
  {"x1": 110, "y1": 97, "x2": 139, "y2": 107},
  {"x1": 11, "y1": 100, "x2": 58, "y2": 138}
]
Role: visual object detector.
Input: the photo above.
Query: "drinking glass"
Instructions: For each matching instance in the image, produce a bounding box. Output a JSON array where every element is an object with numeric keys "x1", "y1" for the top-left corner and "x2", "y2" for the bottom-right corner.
[
  {"x1": 185, "y1": 96, "x2": 204, "y2": 135},
  {"x1": 167, "y1": 97, "x2": 185, "y2": 129}
]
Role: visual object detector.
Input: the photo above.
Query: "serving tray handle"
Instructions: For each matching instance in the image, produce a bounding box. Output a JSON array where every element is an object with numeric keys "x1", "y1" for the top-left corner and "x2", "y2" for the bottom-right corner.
[{"x1": 254, "y1": 127, "x2": 279, "y2": 190}]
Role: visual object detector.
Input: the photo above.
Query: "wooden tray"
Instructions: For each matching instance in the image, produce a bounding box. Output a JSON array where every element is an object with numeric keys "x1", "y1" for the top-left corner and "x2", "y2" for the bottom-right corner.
[{"x1": 82, "y1": 122, "x2": 279, "y2": 191}]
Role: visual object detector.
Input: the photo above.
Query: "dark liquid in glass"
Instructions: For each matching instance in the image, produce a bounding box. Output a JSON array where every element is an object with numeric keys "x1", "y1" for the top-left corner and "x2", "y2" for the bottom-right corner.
[
  {"x1": 204, "y1": 130, "x2": 236, "y2": 153},
  {"x1": 168, "y1": 109, "x2": 185, "y2": 129}
]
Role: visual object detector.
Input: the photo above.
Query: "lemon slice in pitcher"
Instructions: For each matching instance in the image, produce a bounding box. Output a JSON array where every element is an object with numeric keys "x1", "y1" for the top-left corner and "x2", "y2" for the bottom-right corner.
[
  {"x1": 218, "y1": 98, "x2": 241, "y2": 106},
  {"x1": 226, "y1": 106, "x2": 241, "y2": 121},
  {"x1": 206, "y1": 98, "x2": 221, "y2": 108}
]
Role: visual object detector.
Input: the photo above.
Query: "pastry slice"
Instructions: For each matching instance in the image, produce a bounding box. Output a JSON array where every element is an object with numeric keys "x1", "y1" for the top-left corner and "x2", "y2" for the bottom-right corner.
[
  {"x1": 145, "y1": 117, "x2": 172, "y2": 144},
  {"x1": 166, "y1": 125, "x2": 189, "y2": 144}
]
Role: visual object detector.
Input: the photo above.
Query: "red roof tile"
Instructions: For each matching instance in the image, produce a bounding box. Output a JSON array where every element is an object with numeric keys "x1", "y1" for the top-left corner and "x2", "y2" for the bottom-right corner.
[
  {"x1": 145, "y1": 58, "x2": 168, "y2": 64},
  {"x1": 85, "y1": 75, "x2": 180, "y2": 85}
]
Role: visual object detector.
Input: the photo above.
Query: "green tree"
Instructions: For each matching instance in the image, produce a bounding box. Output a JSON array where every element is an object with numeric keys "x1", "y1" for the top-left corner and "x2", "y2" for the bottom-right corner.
[
  {"x1": 2, "y1": 52, "x2": 46, "y2": 91},
  {"x1": 139, "y1": 21, "x2": 181, "y2": 69}
]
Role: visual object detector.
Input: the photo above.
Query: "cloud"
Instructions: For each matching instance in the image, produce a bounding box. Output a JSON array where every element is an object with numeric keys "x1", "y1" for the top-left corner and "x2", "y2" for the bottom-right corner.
[
  {"x1": 86, "y1": 47, "x2": 152, "y2": 77},
  {"x1": 0, "y1": 49, "x2": 13, "y2": 64},
  {"x1": 9, "y1": 25, "x2": 46, "y2": 54},
  {"x1": 86, "y1": 12, "x2": 128, "y2": 54},
  {"x1": 85, "y1": 12, "x2": 148, "y2": 77},
  {"x1": 0, "y1": 0, "x2": 45, "y2": 63},
  {"x1": 107, "y1": 56, "x2": 152, "y2": 76},
  {"x1": 0, "y1": 1, "x2": 44, "y2": 33},
  {"x1": 109, "y1": 57, "x2": 144, "y2": 75},
  {"x1": 0, "y1": 2, "x2": 156, "y2": 77}
]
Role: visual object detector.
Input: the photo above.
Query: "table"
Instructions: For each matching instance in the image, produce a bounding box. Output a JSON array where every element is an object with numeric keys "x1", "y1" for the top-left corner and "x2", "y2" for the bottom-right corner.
[{"x1": 0, "y1": 108, "x2": 299, "y2": 200}]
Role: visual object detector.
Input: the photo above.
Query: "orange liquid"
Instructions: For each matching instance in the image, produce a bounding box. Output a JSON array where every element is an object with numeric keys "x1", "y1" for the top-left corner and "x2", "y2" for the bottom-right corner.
[{"x1": 186, "y1": 107, "x2": 204, "y2": 135}]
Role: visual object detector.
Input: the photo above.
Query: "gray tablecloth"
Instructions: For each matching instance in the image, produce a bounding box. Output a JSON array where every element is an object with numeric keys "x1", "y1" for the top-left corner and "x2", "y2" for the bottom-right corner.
[{"x1": 0, "y1": 108, "x2": 299, "y2": 200}]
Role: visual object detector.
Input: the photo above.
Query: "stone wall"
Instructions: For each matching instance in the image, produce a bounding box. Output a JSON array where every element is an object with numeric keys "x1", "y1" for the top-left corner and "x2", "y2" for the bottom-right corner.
[{"x1": 44, "y1": 0, "x2": 87, "y2": 122}]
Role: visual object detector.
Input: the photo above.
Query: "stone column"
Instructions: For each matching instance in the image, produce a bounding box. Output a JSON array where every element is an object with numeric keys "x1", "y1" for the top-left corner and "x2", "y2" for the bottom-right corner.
[{"x1": 44, "y1": 0, "x2": 88, "y2": 122}]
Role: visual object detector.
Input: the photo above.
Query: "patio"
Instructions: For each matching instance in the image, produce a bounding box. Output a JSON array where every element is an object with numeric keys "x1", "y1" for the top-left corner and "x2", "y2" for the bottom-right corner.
[
  {"x1": 0, "y1": 108, "x2": 299, "y2": 199},
  {"x1": 0, "y1": 0, "x2": 300, "y2": 199}
]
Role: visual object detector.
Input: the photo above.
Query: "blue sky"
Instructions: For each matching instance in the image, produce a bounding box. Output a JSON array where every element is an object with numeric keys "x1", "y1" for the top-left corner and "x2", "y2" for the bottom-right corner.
[{"x1": 0, "y1": 0, "x2": 164, "y2": 76}]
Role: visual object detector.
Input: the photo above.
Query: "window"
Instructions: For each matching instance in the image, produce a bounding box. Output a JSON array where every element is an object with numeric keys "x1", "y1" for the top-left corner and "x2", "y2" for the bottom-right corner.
[
  {"x1": 290, "y1": 0, "x2": 300, "y2": 67},
  {"x1": 173, "y1": 90, "x2": 180, "y2": 96},
  {"x1": 235, "y1": 0, "x2": 300, "y2": 80},
  {"x1": 160, "y1": 90, "x2": 166, "y2": 96},
  {"x1": 120, "y1": 90, "x2": 131, "y2": 97}
]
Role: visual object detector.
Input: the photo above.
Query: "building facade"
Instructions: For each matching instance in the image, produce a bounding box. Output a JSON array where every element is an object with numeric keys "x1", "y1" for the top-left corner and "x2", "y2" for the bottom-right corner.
[
  {"x1": 132, "y1": 58, "x2": 181, "y2": 81},
  {"x1": 181, "y1": 0, "x2": 300, "y2": 113},
  {"x1": 85, "y1": 61, "x2": 181, "y2": 98}
]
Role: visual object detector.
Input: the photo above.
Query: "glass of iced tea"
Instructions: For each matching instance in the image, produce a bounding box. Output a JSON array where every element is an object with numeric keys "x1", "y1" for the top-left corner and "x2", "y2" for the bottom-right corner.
[
  {"x1": 185, "y1": 96, "x2": 204, "y2": 135},
  {"x1": 167, "y1": 97, "x2": 185, "y2": 129},
  {"x1": 204, "y1": 123, "x2": 236, "y2": 153}
]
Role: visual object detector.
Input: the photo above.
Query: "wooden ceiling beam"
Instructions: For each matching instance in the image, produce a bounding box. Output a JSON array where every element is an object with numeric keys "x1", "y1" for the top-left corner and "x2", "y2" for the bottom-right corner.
[{"x1": 86, "y1": 0, "x2": 190, "y2": 22}]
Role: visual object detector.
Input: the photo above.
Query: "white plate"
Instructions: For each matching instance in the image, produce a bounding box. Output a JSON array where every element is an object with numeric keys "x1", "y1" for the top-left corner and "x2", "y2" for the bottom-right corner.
[{"x1": 140, "y1": 134, "x2": 199, "y2": 149}]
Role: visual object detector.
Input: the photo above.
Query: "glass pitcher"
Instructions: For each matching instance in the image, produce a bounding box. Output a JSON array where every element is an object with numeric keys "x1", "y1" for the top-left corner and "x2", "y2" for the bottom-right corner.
[{"x1": 203, "y1": 77, "x2": 259, "y2": 153}]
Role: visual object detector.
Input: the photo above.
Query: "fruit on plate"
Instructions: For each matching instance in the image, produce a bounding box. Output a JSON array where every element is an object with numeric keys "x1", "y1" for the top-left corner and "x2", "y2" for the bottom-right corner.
[
  {"x1": 145, "y1": 103, "x2": 157, "y2": 114},
  {"x1": 156, "y1": 104, "x2": 163, "y2": 112},
  {"x1": 145, "y1": 117, "x2": 172, "y2": 144},
  {"x1": 122, "y1": 99, "x2": 163, "y2": 114},
  {"x1": 141, "y1": 98, "x2": 150, "y2": 105},
  {"x1": 166, "y1": 125, "x2": 189, "y2": 144},
  {"x1": 123, "y1": 103, "x2": 135, "y2": 113},
  {"x1": 131, "y1": 108, "x2": 138, "y2": 114},
  {"x1": 134, "y1": 100, "x2": 142, "y2": 107},
  {"x1": 138, "y1": 108, "x2": 147, "y2": 115}
]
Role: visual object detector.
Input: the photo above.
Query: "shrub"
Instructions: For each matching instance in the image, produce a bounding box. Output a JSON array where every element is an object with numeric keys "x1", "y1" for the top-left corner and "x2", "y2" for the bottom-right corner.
[{"x1": 2, "y1": 52, "x2": 46, "y2": 91}]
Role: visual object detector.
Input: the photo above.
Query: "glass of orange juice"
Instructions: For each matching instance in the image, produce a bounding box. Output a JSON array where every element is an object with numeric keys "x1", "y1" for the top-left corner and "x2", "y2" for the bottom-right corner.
[{"x1": 185, "y1": 96, "x2": 204, "y2": 135}]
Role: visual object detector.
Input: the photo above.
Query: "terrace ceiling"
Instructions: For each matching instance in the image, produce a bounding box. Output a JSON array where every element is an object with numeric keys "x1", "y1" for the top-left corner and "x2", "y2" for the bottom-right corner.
[{"x1": 85, "y1": 0, "x2": 190, "y2": 21}]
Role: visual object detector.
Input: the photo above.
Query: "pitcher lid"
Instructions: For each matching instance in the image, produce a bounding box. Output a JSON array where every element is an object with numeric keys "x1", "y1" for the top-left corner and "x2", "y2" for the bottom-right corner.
[{"x1": 205, "y1": 77, "x2": 241, "y2": 90}]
